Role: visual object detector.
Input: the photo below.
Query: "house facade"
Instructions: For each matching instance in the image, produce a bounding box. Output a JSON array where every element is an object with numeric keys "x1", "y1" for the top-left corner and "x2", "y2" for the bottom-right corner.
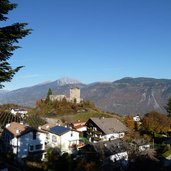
[
  {"x1": 133, "y1": 115, "x2": 141, "y2": 122},
  {"x1": 47, "y1": 125, "x2": 81, "y2": 153},
  {"x1": 10, "y1": 108, "x2": 28, "y2": 118},
  {"x1": 86, "y1": 117, "x2": 128, "y2": 143},
  {"x1": 1, "y1": 122, "x2": 46, "y2": 159}
]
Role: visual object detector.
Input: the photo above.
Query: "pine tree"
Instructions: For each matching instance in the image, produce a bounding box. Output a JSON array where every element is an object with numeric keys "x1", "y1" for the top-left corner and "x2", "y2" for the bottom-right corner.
[
  {"x1": 0, "y1": 0, "x2": 32, "y2": 88},
  {"x1": 46, "y1": 88, "x2": 52, "y2": 102}
]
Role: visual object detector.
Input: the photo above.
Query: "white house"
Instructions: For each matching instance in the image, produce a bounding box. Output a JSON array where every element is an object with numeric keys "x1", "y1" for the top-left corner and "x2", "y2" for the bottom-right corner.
[
  {"x1": 10, "y1": 108, "x2": 28, "y2": 117},
  {"x1": 139, "y1": 144, "x2": 150, "y2": 151},
  {"x1": 133, "y1": 115, "x2": 141, "y2": 122},
  {"x1": 47, "y1": 125, "x2": 81, "y2": 153},
  {"x1": 109, "y1": 151, "x2": 128, "y2": 162},
  {"x1": 1, "y1": 122, "x2": 46, "y2": 160},
  {"x1": 86, "y1": 117, "x2": 128, "y2": 143}
]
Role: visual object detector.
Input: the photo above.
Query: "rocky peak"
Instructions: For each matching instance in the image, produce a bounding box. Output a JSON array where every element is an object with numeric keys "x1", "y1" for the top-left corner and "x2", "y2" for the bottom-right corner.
[{"x1": 56, "y1": 77, "x2": 82, "y2": 86}]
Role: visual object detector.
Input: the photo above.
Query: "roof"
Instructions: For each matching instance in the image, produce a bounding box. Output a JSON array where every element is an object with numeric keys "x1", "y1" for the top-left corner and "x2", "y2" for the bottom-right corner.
[
  {"x1": 11, "y1": 108, "x2": 27, "y2": 111},
  {"x1": 71, "y1": 122, "x2": 86, "y2": 129},
  {"x1": 88, "y1": 117, "x2": 128, "y2": 134},
  {"x1": 41, "y1": 123, "x2": 56, "y2": 131},
  {"x1": 132, "y1": 138, "x2": 149, "y2": 146},
  {"x1": 94, "y1": 139, "x2": 128, "y2": 154},
  {"x1": 49, "y1": 126, "x2": 70, "y2": 136},
  {"x1": 80, "y1": 139, "x2": 128, "y2": 154},
  {"x1": 5, "y1": 122, "x2": 33, "y2": 137}
]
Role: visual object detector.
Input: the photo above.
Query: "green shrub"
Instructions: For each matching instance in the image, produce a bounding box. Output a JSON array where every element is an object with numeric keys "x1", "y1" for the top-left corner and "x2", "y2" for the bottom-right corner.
[{"x1": 162, "y1": 149, "x2": 171, "y2": 158}]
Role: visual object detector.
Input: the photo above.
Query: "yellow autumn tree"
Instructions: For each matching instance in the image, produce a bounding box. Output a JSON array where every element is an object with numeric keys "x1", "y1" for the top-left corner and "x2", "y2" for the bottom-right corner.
[
  {"x1": 125, "y1": 115, "x2": 135, "y2": 130},
  {"x1": 142, "y1": 111, "x2": 171, "y2": 133}
]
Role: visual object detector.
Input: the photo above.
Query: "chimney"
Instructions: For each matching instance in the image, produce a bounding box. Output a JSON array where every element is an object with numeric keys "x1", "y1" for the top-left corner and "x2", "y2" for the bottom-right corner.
[
  {"x1": 6, "y1": 123, "x2": 10, "y2": 128},
  {"x1": 38, "y1": 126, "x2": 41, "y2": 130},
  {"x1": 16, "y1": 129, "x2": 20, "y2": 135},
  {"x1": 99, "y1": 116, "x2": 105, "y2": 119}
]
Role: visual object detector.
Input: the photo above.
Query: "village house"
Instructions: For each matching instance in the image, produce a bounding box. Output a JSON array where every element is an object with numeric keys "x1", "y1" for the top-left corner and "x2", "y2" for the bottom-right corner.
[
  {"x1": 10, "y1": 108, "x2": 28, "y2": 118},
  {"x1": 38, "y1": 123, "x2": 57, "y2": 145},
  {"x1": 1, "y1": 122, "x2": 46, "y2": 160},
  {"x1": 46, "y1": 125, "x2": 83, "y2": 153},
  {"x1": 96, "y1": 139, "x2": 129, "y2": 168},
  {"x1": 79, "y1": 139, "x2": 129, "y2": 169},
  {"x1": 133, "y1": 115, "x2": 141, "y2": 122},
  {"x1": 86, "y1": 117, "x2": 128, "y2": 143},
  {"x1": 70, "y1": 121, "x2": 87, "y2": 134}
]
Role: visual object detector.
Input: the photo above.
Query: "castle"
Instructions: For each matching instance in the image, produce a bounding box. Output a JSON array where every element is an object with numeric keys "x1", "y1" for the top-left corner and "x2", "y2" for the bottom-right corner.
[{"x1": 49, "y1": 87, "x2": 82, "y2": 103}]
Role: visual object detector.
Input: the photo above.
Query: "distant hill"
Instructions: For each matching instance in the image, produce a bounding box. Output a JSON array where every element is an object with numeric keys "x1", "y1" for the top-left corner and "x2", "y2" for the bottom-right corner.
[
  {"x1": 81, "y1": 77, "x2": 171, "y2": 115},
  {"x1": 0, "y1": 77, "x2": 171, "y2": 115}
]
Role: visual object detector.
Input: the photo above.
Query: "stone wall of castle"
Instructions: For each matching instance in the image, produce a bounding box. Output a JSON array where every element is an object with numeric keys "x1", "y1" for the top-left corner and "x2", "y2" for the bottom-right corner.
[
  {"x1": 70, "y1": 87, "x2": 81, "y2": 103},
  {"x1": 49, "y1": 95, "x2": 66, "y2": 101},
  {"x1": 49, "y1": 87, "x2": 82, "y2": 103}
]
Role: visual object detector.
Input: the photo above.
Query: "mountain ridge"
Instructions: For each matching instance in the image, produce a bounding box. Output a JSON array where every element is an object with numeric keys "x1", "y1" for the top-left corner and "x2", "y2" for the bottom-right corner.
[{"x1": 0, "y1": 77, "x2": 171, "y2": 115}]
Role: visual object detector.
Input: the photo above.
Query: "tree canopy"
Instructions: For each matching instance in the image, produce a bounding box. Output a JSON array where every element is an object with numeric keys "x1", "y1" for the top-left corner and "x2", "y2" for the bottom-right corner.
[
  {"x1": 0, "y1": 0, "x2": 31, "y2": 88},
  {"x1": 142, "y1": 111, "x2": 171, "y2": 133}
]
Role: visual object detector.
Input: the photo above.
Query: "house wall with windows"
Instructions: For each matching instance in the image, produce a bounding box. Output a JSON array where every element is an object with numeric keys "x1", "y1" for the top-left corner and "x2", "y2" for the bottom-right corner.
[
  {"x1": 102, "y1": 132, "x2": 125, "y2": 141},
  {"x1": 87, "y1": 127, "x2": 124, "y2": 142},
  {"x1": 1, "y1": 122, "x2": 46, "y2": 159},
  {"x1": 10, "y1": 131, "x2": 46, "y2": 158},
  {"x1": 48, "y1": 130, "x2": 79, "y2": 153},
  {"x1": 86, "y1": 117, "x2": 128, "y2": 143}
]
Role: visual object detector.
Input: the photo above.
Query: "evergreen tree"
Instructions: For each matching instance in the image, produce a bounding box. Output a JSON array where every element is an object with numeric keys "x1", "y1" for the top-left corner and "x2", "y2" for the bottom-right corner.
[
  {"x1": 0, "y1": 0, "x2": 32, "y2": 88},
  {"x1": 46, "y1": 88, "x2": 52, "y2": 102}
]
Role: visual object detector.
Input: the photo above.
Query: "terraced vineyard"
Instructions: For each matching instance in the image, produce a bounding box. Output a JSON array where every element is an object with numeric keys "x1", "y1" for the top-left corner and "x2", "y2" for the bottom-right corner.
[
  {"x1": 0, "y1": 112, "x2": 22, "y2": 129},
  {"x1": 26, "y1": 114, "x2": 46, "y2": 128},
  {"x1": 0, "y1": 112, "x2": 46, "y2": 130}
]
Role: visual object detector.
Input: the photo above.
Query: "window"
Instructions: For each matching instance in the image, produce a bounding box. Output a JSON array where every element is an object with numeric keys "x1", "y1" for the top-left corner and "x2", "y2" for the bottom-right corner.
[
  {"x1": 93, "y1": 127, "x2": 97, "y2": 131},
  {"x1": 119, "y1": 133, "x2": 124, "y2": 138},
  {"x1": 35, "y1": 144, "x2": 43, "y2": 150},
  {"x1": 52, "y1": 135, "x2": 57, "y2": 142},
  {"x1": 29, "y1": 145, "x2": 34, "y2": 151},
  {"x1": 110, "y1": 136, "x2": 115, "y2": 140},
  {"x1": 33, "y1": 131, "x2": 36, "y2": 140}
]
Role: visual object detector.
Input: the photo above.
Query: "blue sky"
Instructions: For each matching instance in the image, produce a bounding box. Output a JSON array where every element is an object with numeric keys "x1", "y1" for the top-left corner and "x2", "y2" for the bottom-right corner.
[{"x1": 2, "y1": 0, "x2": 171, "y2": 90}]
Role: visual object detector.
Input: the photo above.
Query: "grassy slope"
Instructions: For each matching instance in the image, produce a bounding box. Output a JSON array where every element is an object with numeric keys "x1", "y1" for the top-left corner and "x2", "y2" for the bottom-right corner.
[{"x1": 55, "y1": 110, "x2": 122, "y2": 123}]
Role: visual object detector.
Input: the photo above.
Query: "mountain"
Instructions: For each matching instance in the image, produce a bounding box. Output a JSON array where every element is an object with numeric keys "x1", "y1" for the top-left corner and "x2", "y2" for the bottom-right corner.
[
  {"x1": 0, "y1": 90, "x2": 10, "y2": 94},
  {"x1": 56, "y1": 77, "x2": 81, "y2": 86},
  {"x1": 81, "y1": 77, "x2": 171, "y2": 115},
  {"x1": 0, "y1": 77, "x2": 85, "y2": 106},
  {"x1": 0, "y1": 77, "x2": 171, "y2": 115}
]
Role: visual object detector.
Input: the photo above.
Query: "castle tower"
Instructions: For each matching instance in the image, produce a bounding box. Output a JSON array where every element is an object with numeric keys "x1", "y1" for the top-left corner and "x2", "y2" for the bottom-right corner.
[{"x1": 70, "y1": 87, "x2": 81, "y2": 103}]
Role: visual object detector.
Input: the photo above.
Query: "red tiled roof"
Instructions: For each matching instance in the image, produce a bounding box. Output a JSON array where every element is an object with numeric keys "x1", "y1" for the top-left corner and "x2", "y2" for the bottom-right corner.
[{"x1": 5, "y1": 122, "x2": 33, "y2": 137}]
